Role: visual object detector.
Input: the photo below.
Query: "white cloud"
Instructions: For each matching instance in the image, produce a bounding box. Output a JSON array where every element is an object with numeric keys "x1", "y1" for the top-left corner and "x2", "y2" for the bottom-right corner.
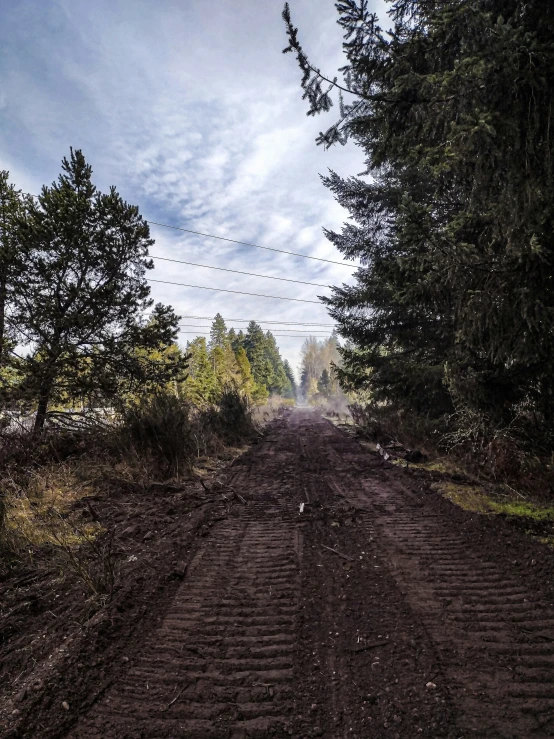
[{"x1": 0, "y1": 0, "x2": 388, "y2": 374}]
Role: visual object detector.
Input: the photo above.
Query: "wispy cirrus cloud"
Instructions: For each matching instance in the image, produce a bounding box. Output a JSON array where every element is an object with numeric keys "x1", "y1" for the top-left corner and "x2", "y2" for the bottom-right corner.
[{"x1": 0, "y1": 0, "x2": 388, "y2": 373}]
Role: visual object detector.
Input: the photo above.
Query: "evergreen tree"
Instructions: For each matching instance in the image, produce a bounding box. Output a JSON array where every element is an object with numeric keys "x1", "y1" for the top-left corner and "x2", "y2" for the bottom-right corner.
[
  {"x1": 264, "y1": 331, "x2": 291, "y2": 395},
  {"x1": 229, "y1": 328, "x2": 247, "y2": 356},
  {"x1": 14, "y1": 149, "x2": 183, "y2": 429},
  {"x1": 209, "y1": 313, "x2": 229, "y2": 350},
  {"x1": 211, "y1": 344, "x2": 241, "y2": 394},
  {"x1": 183, "y1": 337, "x2": 217, "y2": 405},
  {"x1": 318, "y1": 369, "x2": 332, "y2": 398},
  {"x1": 235, "y1": 347, "x2": 257, "y2": 397},
  {"x1": 284, "y1": 1, "x2": 554, "y2": 436},
  {"x1": 283, "y1": 359, "x2": 297, "y2": 399},
  {"x1": 243, "y1": 321, "x2": 273, "y2": 390},
  {"x1": 228, "y1": 328, "x2": 239, "y2": 352}
]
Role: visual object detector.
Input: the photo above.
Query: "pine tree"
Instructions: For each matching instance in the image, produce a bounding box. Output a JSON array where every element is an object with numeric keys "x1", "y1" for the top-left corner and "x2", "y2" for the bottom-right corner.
[
  {"x1": 264, "y1": 331, "x2": 291, "y2": 395},
  {"x1": 183, "y1": 337, "x2": 217, "y2": 405},
  {"x1": 235, "y1": 347, "x2": 256, "y2": 397},
  {"x1": 318, "y1": 369, "x2": 332, "y2": 398},
  {"x1": 14, "y1": 149, "x2": 183, "y2": 430},
  {"x1": 284, "y1": 1, "x2": 554, "y2": 436},
  {"x1": 283, "y1": 359, "x2": 297, "y2": 400},
  {"x1": 243, "y1": 321, "x2": 273, "y2": 390},
  {"x1": 209, "y1": 313, "x2": 229, "y2": 350}
]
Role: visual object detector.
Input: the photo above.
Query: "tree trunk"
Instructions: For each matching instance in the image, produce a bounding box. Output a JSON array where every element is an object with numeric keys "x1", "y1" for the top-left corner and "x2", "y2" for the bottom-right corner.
[
  {"x1": 0, "y1": 273, "x2": 6, "y2": 372},
  {"x1": 34, "y1": 377, "x2": 53, "y2": 433}
]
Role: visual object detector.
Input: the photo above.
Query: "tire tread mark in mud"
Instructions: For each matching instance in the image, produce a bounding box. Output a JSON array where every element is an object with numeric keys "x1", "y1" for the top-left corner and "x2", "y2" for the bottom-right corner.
[{"x1": 69, "y1": 517, "x2": 299, "y2": 739}]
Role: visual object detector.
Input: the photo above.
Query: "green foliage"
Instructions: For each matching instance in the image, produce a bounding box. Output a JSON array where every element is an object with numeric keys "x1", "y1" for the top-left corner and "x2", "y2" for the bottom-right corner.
[
  {"x1": 9, "y1": 149, "x2": 184, "y2": 429},
  {"x1": 284, "y1": 0, "x2": 554, "y2": 444},
  {"x1": 183, "y1": 337, "x2": 218, "y2": 405},
  {"x1": 207, "y1": 386, "x2": 257, "y2": 445},
  {"x1": 118, "y1": 393, "x2": 195, "y2": 478},
  {"x1": 209, "y1": 313, "x2": 229, "y2": 350},
  {"x1": 318, "y1": 369, "x2": 332, "y2": 398},
  {"x1": 283, "y1": 359, "x2": 297, "y2": 399},
  {"x1": 242, "y1": 321, "x2": 292, "y2": 398}
]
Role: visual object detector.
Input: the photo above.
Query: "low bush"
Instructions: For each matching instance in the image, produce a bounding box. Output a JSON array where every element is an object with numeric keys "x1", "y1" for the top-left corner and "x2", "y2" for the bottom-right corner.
[
  {"x1": 116, "y1": 393, "x2": 196, "y2": 479},
  {"x1": 199, "y1": 388, "x2": 257, "y2": 447}
]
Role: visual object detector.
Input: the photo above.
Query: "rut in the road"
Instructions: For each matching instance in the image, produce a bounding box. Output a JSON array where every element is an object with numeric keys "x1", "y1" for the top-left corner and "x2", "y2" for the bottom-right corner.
[
  {"x1": 70, "y1": 514, "x2": 300, "y2": 739},
  {"x1": 377, "y1": 504, "x2": 554, "y2": 738},
  {"x1": 317, "y1": 417, "x2": 554, "y2": 738}
]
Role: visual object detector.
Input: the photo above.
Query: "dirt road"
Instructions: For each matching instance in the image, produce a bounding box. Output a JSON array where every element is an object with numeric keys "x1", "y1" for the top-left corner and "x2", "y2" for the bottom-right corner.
[{"x1": 59, "y1": 409, "x2": 554, "y2": 737}]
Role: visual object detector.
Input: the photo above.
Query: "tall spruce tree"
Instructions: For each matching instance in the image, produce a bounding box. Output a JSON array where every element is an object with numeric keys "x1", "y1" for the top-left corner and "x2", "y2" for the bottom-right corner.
[
  {"x1": 284, "y1": 0, "x2": 554, "y2": 437},
  {"x1": 14, "y1": 149, "x2": 183, "y2": 429},
  {"x1": 264, "y1": 331, "x2": 291, "y2": 395},
  {"x1": 209, "y1": 313, "x2": 229, "y2": 350},
  {"x1": 243, "y1": 321, "x2": 273, "y2": 390}
]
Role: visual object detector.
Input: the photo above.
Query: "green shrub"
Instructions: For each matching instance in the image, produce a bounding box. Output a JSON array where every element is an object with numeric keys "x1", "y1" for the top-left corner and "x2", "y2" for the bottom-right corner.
[
  {"x1": 118, "y1": 393, "x2": 195, "y2": 478},
  {"x1": 206, "y1": 387, "x2": 257, "y2": 446}
]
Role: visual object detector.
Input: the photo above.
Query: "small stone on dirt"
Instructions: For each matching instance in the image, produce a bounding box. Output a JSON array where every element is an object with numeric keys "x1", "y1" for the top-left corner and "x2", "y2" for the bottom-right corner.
[
  {"x1": 173, "y1": 561, "x2": 187, "y2": 578},
  {"x1": 426, "y1": 682, "x2": 437, "y2": 690},
  {"x1": 62, "y1": 701, "x2": 70, "y2": 710},
  {"x1": 143, "y1": 531, "x2": 154, "y2": 541}
]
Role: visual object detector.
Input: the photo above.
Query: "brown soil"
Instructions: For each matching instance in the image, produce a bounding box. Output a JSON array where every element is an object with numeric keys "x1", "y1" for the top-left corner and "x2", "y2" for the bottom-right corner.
[{"x1": 2, "y1": 409, "x2": 554, "y2": 738}]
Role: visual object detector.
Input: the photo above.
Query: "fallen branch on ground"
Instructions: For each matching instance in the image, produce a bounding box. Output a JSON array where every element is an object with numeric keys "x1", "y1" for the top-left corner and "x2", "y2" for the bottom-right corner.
[{"x1": 321, "y1": 544, "x2": 353, "y2": 561}]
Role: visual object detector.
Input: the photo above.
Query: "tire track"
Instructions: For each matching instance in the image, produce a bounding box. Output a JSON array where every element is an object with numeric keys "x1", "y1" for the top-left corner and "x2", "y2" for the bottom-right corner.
[
  {"x1": 377, "y1": 507, "x2": 554, "y2": 737},
  {"x1": 69, "y1": 516, "x2": 300, "y2": 739},
  {"x1": 312, "y1": 413, "x2": 554, "y2": 738}
]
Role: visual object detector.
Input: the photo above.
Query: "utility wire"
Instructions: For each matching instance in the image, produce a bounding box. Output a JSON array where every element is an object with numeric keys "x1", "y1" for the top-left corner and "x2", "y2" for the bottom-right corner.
[
  {"x1": 23, "y1": 191, "x2": 356, "y2": 268},
  {"x1": 178, "y1": 330, "x2": 327, "y2": 338},
  {"x1": 148, "y1": 278, "x2": 323, "y2": 304},
  {"x1": 147, "y1": 314, "x2": 336, "y2": 326},
  {"x1": 152, "y1": 256, "x2": 330, "y2": 287},
  {"x1": 147, "y1": 221, "x2": 356, "y2": 268},
  {"x1": 178, "y1": 324, "x2": 331, "y2": 333}
]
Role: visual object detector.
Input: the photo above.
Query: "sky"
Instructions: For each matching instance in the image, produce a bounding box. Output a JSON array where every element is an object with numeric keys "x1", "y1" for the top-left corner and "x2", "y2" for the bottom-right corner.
[{"x1": 0, "y1": 0, "x2": 388, "y2": 378}]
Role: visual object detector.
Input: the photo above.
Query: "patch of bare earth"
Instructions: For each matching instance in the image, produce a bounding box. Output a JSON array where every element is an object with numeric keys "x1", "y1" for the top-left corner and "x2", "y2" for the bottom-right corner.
[{"x1": 3, "y1": 409, "x2": 554, "y2": 737}]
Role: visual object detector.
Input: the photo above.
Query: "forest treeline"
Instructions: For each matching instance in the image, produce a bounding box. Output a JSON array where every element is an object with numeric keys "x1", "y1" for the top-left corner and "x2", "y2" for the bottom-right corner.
[
  {"x1": 284, "y1": 0, "x2": 554, "y2": 458},
  {"x1": 184, "y1": 314, "x2": 296, "y2": 405}
]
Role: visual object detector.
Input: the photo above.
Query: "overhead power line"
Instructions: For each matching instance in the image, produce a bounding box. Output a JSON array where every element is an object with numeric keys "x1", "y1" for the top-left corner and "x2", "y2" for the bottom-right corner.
[
  {"x1": 147, "y1": 314, "x2": 336, "y2": 326},
  {"x1": 178, "y1": 330, "x2": 327, "y2": 338},
  {"x1": 147, "y1": 221, "x2": 356, "y2": 268},
  {"x1": 24, "y1": 191, "x2": 356, "y2": 268},
  {"x1": 152, "y1": 256, "x2": 330, "y2": 287},
  {"x1": 148, "y1": 278, "x2": 323, "y2": 304},
  {"x1": 178, "y1": 324, "x2": 331, "y2": 333}
]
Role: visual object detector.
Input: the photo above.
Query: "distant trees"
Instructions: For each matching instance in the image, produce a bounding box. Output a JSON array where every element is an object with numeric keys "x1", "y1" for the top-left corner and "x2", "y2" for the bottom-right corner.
[
  {"x1": 299, "y1": 334, "x2": 341, "y2": 402},
  {"x1": 181, "y1": 316, "x2": 295, "y2": 406},
  {"x1": 284, "y1": 0, "x2": 554, "y2": 444},
  {"x1": 0, "y1": 150, "x2": 186, "y2": 429}
]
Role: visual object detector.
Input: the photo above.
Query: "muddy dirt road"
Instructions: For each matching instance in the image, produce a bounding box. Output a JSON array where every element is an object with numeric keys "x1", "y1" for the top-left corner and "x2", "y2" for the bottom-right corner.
[{"x1": 46, "y1": 410, "x2": 554, "y2": 736}]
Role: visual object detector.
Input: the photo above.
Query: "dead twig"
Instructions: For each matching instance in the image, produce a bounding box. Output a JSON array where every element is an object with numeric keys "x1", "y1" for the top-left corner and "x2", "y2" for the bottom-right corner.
[
  {"x1": 348, "y1": 640, "x2": 389, "y2": 653},
  {"x1": 162, "y1": 686, "x2": 186, "y2": 711},
  {"x1": 321, "y1": 544, "x2": 354, "y2": 561}
]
